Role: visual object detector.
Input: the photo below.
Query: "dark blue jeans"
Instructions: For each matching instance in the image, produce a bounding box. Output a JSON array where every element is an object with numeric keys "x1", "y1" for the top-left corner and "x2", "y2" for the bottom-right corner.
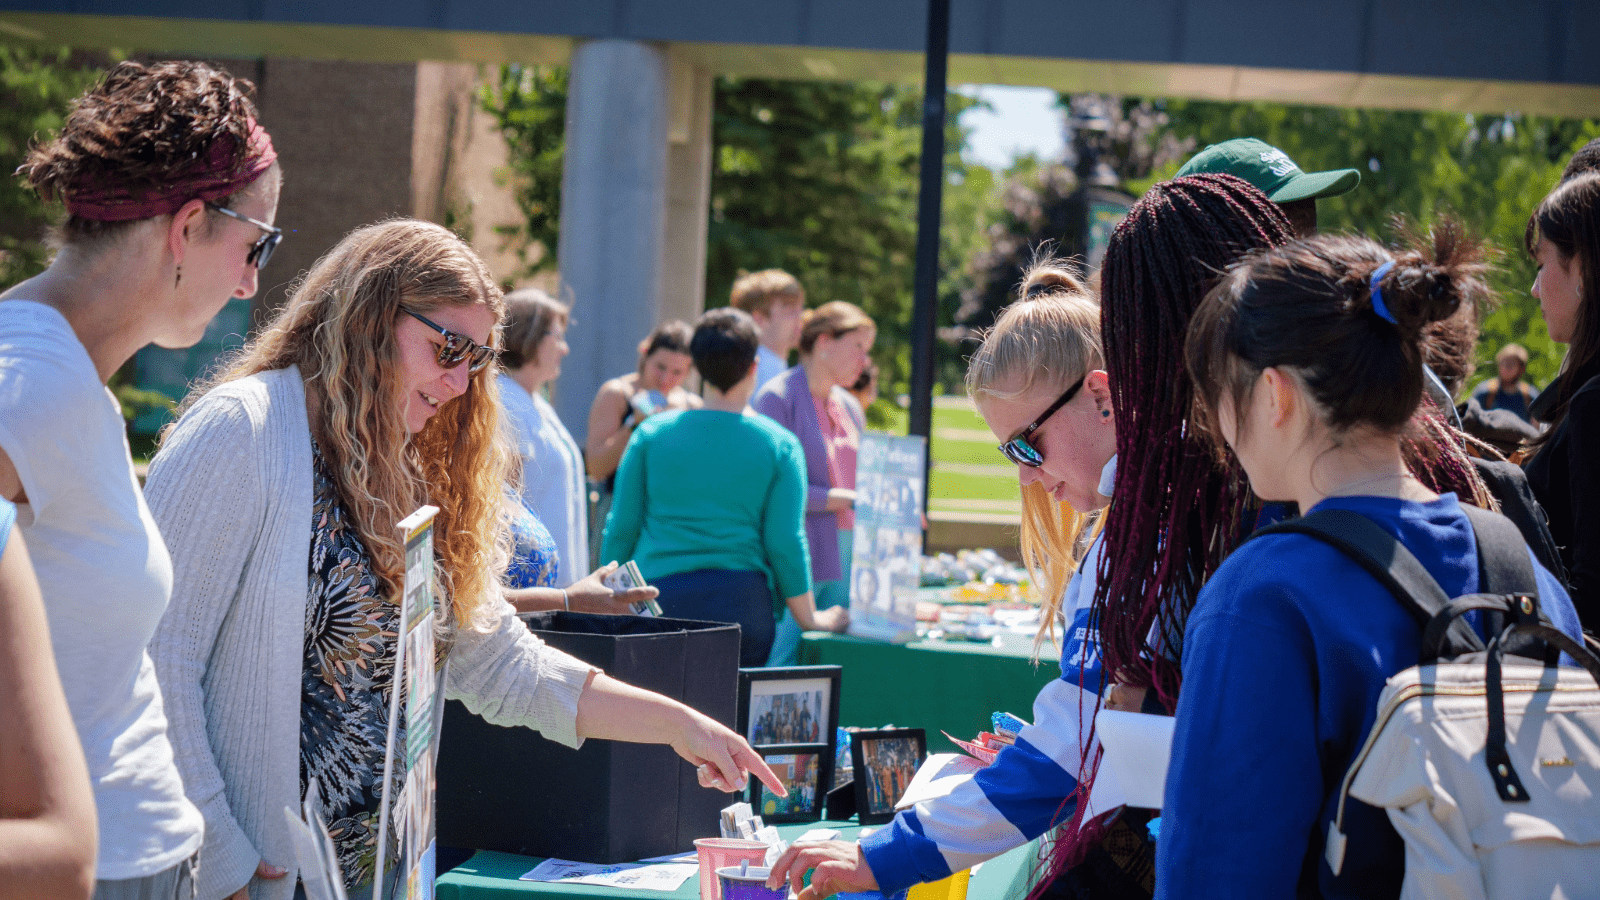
[{"x1": 652, "y1": 569, "x2": 773, "y2": 667}]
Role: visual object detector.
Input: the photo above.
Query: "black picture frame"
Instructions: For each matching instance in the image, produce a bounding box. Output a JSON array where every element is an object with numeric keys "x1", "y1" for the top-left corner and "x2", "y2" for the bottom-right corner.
[
  {"x1": 737, "y1": 666, "x2": 842, "y2": 748},
  {"x1": 747, "y1": 744, "x2": 828, "y2": 823},
  {"x1": 850, "y1": 728, "x2": 927, "y2": 825}
]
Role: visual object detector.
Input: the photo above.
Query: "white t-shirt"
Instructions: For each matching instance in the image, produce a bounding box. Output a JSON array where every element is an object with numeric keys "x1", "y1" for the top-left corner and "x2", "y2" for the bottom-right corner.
[
  {"x1": 499, "y1": 374, "x2": 589, "y2": 587},
  {"x1": 0, "y1": 301, "x2": 203, "y2": 878}
]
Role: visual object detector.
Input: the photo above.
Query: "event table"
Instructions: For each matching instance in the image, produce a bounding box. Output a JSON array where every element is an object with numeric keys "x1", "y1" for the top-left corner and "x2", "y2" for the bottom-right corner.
[
  {"x1": 796, "y1": 631, "x2": 1057, "y2": 745},
  {"x1": 436, "y1": 821, "x2": 1040, "y2": 900}
]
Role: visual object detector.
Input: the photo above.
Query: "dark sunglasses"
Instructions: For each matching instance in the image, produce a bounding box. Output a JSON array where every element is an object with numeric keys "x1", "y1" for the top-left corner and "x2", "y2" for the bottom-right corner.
[
  {"x1": 404, "y1": 309, "x2": 498, "y2": 374},
  {"x1": 205, "y1": 202, "x2": 282, "y2": 270},
  {"x1": 997, "y1": 374, "x2": 1086, "y2": 468}
]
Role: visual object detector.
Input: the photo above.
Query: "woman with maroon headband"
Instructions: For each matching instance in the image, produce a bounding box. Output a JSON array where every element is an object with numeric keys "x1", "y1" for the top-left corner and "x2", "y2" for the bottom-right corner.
[{"x1": 0, "y1": 60, "x2": 282, "y2": 899}]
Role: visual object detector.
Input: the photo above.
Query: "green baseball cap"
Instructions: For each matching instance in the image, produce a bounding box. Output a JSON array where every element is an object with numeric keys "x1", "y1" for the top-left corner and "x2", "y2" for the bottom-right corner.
[{"x1": 1176, "y1": 137, "x2": 1360, "y2": 203}]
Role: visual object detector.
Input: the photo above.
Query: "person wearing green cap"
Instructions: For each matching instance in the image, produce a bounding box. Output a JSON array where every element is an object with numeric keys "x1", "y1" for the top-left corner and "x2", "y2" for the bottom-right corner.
[{"x1": 1176, "y1": 137, "x2": 1360, "y2": 236}]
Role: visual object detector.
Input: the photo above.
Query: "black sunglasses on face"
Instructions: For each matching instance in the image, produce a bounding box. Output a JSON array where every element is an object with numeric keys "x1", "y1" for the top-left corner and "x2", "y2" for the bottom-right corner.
[
  {"x1": 205, "y1": 202, "x2": 283, "y2": 270},
  {"x1": 404, "y1": 309, "x2": 498, "y2": 374},
  {"x1": 997, "y1": 374, "x2": 1086, "y2": 468}
]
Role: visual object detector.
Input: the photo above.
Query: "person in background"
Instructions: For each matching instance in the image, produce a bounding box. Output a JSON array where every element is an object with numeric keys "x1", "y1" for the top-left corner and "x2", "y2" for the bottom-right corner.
[
  {"x1": 752, "y1": 301, "x2": 875, "y2": 666},
  {"x1": 147, "y1": 221, "x2": 780, "y2": 900},
  {"x1": 1176, "y1": 137, "x2": 1360, "y2": 237},
  {"x1": 0, "y1": 499, "x2": 96, "y2": 900},
  {"x1": 602, "y1": 308, "x2": 848, "y2": 665},
  {"x1": 1523, "y1": 172, "x2": 1600, "y2": 631},
  {"x1": 494, "y1": 288, "x2": 655, "y2": 616},
  {"x1": 585, "y1": 321, "x2": 702, "y2": 485},
  {"x1": 848, "y1": 362, "x2": 879, "y2": 413},
  {"x1": 1164, "y1": 225, "x2": 1583, "y2": 900},
  {"x1": 1471, "y1": 343, "x2": 1540, "y2": 422},
  {"x1": 730, "y1": 269, "x2": 807, "y2": 392},
  {"x1": 1, "y1": 59, "x2": 281, "y2": 898},
  {"x1": 499, "y1": 288, "x2": 588, "y2": 587},
  {"x1": 769, "y1": 265, "x2": 1117, "y2": 900},
  {"x1": 584, "y1": 321, "x2": 701, "y2": 567}
]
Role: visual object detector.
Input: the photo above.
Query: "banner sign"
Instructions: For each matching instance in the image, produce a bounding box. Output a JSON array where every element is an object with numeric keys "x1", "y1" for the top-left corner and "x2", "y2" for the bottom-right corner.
[{"x1": 848, "y1": 433, "x2": 926, "y2": 643}]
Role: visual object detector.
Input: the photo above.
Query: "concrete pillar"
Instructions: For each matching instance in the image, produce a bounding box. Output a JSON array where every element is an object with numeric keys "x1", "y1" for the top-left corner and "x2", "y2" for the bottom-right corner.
[
  {"x1": 661, "y1": 54, "x2": 715, "y2": 326},
  {"x1": 552, "y1": 43, "x2": 715, "y2": 434}
]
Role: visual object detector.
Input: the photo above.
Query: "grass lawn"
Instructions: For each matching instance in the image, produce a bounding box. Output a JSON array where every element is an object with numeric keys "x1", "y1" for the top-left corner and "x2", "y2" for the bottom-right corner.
[{"x1": 868, "y1": 396, "x2": 1019, "y2": 517}]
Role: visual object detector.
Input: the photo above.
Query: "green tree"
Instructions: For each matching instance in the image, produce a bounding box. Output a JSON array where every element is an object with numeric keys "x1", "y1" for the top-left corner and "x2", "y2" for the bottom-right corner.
[
  {"x1": 0, "y1": 43, "x2": 108, "y2": 289},
  {"x1": 707, "y1": 78, "x2": 983, "y2": 396},
  {"x1": 479, "y1": 64, "x2": 567, "y2": 279},
  {"x1": 1155, "y1": 100, "x2": 1600, "y2": 389},
  {"x1": 483, "y1": 70, "x2": 993, "y2": 399},
  {"x1": 958, "y1": 95, "x2": 1188, "y2": 332}
]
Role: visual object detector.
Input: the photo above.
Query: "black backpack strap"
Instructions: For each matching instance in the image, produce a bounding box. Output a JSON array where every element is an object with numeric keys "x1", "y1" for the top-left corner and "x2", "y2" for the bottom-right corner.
[
  {"x1": 1458, "y1": 504, "x2": 1539, "y2": 596},
  {"x1": 1251, "y1": 509, "x2": 1486, "y2": 658},
  {"x1": 1457, "y1": 504, "x2": 1559, "y2": 663}
]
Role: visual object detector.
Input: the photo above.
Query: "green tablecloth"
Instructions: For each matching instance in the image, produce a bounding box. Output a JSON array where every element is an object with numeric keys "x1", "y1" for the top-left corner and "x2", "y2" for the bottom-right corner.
[
  {"x1": 435, "y1": 821, "x2": 1039, "y2": 900},
  {"x1": 796, "y1": 632, "x2": 1056, "y2": 746}
]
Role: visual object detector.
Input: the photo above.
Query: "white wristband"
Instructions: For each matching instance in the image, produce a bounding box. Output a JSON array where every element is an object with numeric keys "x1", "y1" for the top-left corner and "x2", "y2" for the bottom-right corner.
[{"x1": 562, "y1": 589, "x2": 570, "y2": 612}]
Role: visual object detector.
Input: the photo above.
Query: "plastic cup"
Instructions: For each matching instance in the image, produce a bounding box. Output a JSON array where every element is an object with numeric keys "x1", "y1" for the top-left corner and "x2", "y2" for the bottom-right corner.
[
  {"x1": 717, "y1": 866, "x2": 788, "y2": 900},
  {"x1": 694, "y1": 839, "x2": 769, "y2": 900},
  {"x1": 907, "y1": 869, "x2": 971, "y2": 900}
]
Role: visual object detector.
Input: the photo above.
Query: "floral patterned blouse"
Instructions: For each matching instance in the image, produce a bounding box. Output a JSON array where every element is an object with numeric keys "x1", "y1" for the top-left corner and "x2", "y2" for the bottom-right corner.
[
  {"x1": 301, "y1": 440, "x2": 404, "y2": 889},
  {"x1": 506, "y1": 494, "x2": 560, "y2": 590}
]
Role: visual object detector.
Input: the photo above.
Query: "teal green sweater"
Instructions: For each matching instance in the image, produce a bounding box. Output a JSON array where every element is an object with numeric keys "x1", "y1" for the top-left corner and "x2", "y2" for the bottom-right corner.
[{"x1": 601, "y1": 409, "x2": 812, "y2": 601}]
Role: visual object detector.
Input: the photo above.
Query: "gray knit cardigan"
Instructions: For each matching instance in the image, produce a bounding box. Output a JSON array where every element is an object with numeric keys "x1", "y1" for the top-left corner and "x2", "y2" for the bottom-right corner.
[{"x1": 146, "y1": 367, "x2": 597, "y2": 900}]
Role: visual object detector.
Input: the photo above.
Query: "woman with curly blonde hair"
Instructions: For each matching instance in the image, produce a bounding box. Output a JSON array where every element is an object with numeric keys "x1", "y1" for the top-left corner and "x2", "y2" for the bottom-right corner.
[{"x1": 147, "y1": 220, "x2": 779, "y2": 900}]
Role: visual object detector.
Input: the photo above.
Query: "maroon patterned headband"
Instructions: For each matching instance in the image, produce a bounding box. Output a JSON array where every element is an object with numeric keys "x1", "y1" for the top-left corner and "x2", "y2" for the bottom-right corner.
[{"x1": 64, "y1": 120, "x2": 277, "y2": 222}]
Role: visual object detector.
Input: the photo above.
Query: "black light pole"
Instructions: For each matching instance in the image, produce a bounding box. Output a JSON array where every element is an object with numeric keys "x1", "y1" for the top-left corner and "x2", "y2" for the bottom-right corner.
[{"x1": 908, "y1": 0, "x2": 949, "y2": 517}]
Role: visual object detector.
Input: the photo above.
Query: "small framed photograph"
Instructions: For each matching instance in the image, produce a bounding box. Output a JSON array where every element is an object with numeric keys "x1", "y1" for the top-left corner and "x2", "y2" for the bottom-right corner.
[
  {"x1": 748, "y1": 744, "x2": 827, "y2": 823},
  {"x1": 738, "y1": 666, "x2": 841, "y2": 748},
  {"x1": 851, "y1": 728, "x2": 927, "y2": 825}
]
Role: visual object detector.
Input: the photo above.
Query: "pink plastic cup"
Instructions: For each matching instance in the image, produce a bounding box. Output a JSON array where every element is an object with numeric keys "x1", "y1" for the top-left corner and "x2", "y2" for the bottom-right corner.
[{"x1": 694, "y1": 839, "x2": 769, "y2": 900}]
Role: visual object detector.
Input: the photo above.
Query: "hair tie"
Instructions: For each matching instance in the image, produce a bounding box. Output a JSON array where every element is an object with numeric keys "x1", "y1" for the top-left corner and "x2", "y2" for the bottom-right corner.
[{"x1": 1369, "y1": 260, "x2": 1397, "y2": 325}]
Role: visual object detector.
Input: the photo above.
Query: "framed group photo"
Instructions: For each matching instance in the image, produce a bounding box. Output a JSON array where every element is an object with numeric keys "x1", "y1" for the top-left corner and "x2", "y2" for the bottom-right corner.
[
  {"x1": 737, "y1": 666, "x2": 841, "y2": 823},
  {"x1": 748, "y1": 745, "x2": 825, "y2": 823},
  {"x1": 851, "y1": 728, "x2": 926, "y2": 825}
]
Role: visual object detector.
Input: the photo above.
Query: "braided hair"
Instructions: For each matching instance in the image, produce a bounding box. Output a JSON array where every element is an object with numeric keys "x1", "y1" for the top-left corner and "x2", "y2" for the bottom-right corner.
[{"x1": 1095, "y1": 174, "x2": 1293, "y2": 707}]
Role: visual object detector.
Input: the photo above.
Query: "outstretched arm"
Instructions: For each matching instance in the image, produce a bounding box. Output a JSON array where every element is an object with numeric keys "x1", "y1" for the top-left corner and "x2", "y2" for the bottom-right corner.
[
  {"x1": 576, "y1": 672, "x2": 785, "y2": 796},
  {"x1": 0, "y1": 527, "x2": 96, "y2": 900}
]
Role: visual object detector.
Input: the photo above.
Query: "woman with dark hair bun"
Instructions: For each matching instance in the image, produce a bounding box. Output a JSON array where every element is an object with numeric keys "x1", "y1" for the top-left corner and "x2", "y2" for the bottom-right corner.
[
  {"x1": 0, "y1": 59, "x2": 282, "y2": 899},
  {"x1": 1523, "y1": 172, "x2": 1600, "y2": 630},
  {"x1": 1164, "y1": 224, "x2": 1583, "y2": 900}
]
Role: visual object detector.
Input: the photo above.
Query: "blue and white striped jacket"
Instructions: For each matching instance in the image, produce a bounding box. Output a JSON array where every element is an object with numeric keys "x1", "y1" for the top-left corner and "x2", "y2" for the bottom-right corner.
[{"x1": 861, "y1": 534, "x2": 1106, "y2": 894}]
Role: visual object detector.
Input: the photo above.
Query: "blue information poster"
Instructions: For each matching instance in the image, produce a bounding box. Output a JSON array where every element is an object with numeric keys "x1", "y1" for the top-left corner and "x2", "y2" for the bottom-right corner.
[{"x1": 848, "y1": 433, "x2": 926, "y2": 643}]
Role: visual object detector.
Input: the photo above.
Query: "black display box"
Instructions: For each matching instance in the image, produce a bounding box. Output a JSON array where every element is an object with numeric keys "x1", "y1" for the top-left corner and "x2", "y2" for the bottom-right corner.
[{"x1": 437, "y1": 611, "x2": 741, "y2": 863}]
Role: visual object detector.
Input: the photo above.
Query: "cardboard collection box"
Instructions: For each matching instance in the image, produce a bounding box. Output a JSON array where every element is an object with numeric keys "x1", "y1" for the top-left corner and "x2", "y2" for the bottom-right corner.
[{"x1": 437, "y1": 611, "x2": 741, "y2": 863}]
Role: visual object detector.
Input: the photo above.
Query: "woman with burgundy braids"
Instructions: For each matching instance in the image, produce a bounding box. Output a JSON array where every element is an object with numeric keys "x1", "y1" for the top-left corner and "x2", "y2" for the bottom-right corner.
[
  {"x1": 1090, "y1": 175, "x2": 1294, "y2": 711},
  {"x1": 0, "y1": 60, "x2": 282, "y2": 899}
]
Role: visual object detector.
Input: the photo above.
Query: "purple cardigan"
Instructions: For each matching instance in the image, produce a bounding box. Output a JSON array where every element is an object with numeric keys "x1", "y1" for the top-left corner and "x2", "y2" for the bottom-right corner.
[{"x1": 751, "y1": 365, "x2": 865, "y2": 583}]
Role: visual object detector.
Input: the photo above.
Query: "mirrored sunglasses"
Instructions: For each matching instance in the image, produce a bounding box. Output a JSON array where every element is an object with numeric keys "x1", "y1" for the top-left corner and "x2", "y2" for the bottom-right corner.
[
  {"x1": 997, "y1": 375, "x2": 1085, "y2": 468},
  {"x1": 404, "y1": 309, "x2": 499, "y2": 374}
]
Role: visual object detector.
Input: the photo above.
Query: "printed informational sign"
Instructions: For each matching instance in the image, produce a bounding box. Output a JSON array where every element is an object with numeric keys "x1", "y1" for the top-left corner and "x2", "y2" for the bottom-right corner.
[
  {"x1": 848, "y1": 433, "x2": 927, "y2": 643},
  {"x1": 373, "y1": 506, "x2": 441, "y2": 900}
]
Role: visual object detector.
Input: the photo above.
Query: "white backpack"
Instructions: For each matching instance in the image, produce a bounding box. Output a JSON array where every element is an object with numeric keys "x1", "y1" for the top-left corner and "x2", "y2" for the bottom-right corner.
[{"x1": 1256, "y1": 506, "x2": 1600, "y2": 899}]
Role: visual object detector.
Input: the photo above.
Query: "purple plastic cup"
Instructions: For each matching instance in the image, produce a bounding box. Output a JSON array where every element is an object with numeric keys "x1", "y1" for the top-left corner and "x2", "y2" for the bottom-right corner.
[{"x1": 717, "y1": 866, "x2": 788, "y2": 900}]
